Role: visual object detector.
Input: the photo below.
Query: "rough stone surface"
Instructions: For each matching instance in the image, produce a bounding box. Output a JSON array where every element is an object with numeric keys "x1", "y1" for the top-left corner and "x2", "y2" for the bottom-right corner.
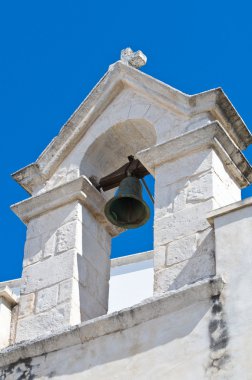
[
  {"x1": 14, "y1": 196, "x2": 113, "y2": 343},
  {"x1": 152, "y1": 144, "x2": 241, "y2": 294},
  {"x1": 18, "y1": 293, "x2": 35, "y2": 318},
  {"x1": 11, "y1": 60, "x2": 252, "y2": 195},
  {"x1": 120, "y1": 47, "x2": 147, "y2": 68},
  {"x1": 36, "y1": 285, "x2": 58, "y2": 313},
  {"x1": 6, "y1": 52, "x2": 252, "y2": 378},
  {"x1": 0, "y1": 277, "x2": 224, "y2": 379}
]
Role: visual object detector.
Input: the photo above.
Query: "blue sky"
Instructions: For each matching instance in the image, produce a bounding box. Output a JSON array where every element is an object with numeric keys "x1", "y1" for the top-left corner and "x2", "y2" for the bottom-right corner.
[{"x1": 1, "y1": 1, "x2": 252, "y2": 281}]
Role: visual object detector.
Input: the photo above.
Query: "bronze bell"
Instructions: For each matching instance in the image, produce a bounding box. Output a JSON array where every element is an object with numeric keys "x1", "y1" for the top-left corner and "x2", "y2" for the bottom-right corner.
[{"x1": 104, "y1": 176, "x2": 150, "y2": 229}]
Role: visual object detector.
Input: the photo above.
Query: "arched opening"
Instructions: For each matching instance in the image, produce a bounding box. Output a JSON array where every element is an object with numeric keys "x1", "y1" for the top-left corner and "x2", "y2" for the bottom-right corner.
[
  {"x1": 81, "y1": 119, "x2": 156, "y2": 311},
  {"x1": 80, "y1": 119, "x2": 156, "y2": 200}
]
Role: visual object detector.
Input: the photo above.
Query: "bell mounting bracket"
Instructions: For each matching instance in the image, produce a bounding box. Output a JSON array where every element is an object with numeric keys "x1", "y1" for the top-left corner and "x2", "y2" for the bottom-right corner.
[{"x1": 90, "y1": 156, "x2": 150, "y2": 192}]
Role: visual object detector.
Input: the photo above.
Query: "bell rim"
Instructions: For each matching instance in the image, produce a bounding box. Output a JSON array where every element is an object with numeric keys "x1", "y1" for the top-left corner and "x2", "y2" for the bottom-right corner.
[{"x1": 104, "y1": 195, "x2": 150, "y2": 229}]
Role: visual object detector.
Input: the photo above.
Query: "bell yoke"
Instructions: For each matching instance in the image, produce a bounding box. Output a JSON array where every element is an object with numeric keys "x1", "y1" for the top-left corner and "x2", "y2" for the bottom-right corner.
[{"x1": 91, "y1": 156, "x2": 152, "y2": 229}]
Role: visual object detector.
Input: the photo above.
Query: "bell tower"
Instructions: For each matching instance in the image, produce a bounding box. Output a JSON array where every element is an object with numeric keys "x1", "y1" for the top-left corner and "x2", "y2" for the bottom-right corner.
[{"x1": 11, "y1": 48, "x2": 252, "y2": 343}]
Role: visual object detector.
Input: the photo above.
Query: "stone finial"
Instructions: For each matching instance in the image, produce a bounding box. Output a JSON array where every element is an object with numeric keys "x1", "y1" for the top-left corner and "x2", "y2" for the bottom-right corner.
[{"x1": 120, "y1": 48, "x2": 147, "y2": 69}]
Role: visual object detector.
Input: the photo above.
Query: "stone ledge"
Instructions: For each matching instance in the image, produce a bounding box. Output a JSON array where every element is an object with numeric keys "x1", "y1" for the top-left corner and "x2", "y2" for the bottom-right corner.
[
  {"x1": 0, "y1": 276, "x2": 224, "y2": 368},
  {"x1": 11, "y1": 176, "x2": 120, "y2": 237},
  {"x1": 111, "y1": 250, "x2": 153, "y2": 268},
  {"x1": 136, "y1": 121, "x2": 252, "y2": 188},
  {"x1": 207, "y1": 196, "x2": 252, "y2": 225},
  {"x1": 0, "y1": 287, "x2": 18, "y2": 307}
]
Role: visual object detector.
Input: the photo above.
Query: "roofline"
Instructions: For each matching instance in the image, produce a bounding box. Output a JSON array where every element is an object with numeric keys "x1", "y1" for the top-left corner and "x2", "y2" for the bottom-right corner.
[{"x1": 11, "y1": 61, "x2": 252, "y2": 194}]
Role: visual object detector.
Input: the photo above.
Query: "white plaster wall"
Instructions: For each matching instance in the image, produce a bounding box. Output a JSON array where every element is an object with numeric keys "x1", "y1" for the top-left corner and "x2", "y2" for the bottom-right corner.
[
  {"x1": 211, "y1": 200, "x2": 252, "y2": 378},
  {"x1": 0, "y1": 297, "x2": 214, "y2": 379},
  {"x1": 109, "y1": 258, "x2": 154, "y2": 312}
]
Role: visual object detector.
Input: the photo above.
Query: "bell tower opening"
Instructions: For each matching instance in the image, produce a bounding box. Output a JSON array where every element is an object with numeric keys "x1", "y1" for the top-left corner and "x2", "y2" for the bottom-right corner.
[
  {"x1": 80, "y1": 119, "x2": 156, "y2": 257},
  {"x1": 81, "y1": 119, "x2": 156, "y2": 312},
  {"x1": 111, "y1": 173, "x2": 154, "y2": 258}
]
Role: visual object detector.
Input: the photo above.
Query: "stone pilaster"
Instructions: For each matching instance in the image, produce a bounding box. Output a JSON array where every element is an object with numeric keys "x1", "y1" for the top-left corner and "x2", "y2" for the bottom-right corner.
[
  {"x1": 11, "y1": 176, "x2": 119, "y2": 342},
  {"x1": 137, "y1": 122, "x2": 251, "y2": 293}
]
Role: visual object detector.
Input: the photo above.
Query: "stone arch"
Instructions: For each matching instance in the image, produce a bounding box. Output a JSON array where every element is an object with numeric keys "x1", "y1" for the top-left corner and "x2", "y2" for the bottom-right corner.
[{"x1": 80, "y1": 119, "x2": 156, "y2": 196}]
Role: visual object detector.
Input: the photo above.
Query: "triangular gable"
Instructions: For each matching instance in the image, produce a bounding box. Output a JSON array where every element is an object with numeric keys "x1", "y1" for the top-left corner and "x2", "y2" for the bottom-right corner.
[{"x1": 12, "y1": 60, "x2": 252, "y2": 194}]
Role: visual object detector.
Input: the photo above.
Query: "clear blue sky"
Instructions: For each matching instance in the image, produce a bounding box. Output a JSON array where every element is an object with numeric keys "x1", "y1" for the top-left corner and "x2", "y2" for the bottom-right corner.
[{"x1": 1, "y1": 1, "x2": 252, "y2": 281}]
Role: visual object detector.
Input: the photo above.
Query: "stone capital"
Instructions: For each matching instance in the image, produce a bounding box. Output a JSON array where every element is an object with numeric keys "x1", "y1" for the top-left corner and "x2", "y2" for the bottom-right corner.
[
  {"x1": 11, "y1": 176, "x2": 120, "y2": 236},
  {"x1": 136, "y1": 121, "x2": 252, "y2": 188}
]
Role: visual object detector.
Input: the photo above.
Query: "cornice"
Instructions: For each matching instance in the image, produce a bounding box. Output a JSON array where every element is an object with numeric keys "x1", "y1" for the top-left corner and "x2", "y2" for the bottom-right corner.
[
  {"x1": 11, "y1": 176, "x2": 121, "y2": 237},
  {"x1": 207, "y1": 196, "x2": 252, "y2": 225},
  {"x1": 136, "y1": 121, "x2": 252, "y2": 188}
]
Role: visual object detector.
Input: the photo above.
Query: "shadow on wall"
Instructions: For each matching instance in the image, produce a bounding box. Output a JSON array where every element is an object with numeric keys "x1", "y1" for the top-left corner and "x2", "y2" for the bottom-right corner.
[{"x1": 168, "y1": 229, "x2": 216, "y2": 291}]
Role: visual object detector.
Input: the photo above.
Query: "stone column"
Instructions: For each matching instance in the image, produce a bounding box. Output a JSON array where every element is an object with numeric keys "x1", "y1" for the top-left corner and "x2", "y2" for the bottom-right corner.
[
  {"x1": 137, "y1": 122, "x2": 251, "y2": 293},
  {"x1": 11, "y1": 176, "x2": 118, "y2": 343}
]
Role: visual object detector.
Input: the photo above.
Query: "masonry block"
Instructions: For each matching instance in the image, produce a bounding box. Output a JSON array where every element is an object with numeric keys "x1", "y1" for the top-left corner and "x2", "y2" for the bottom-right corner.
[
  {"x1": 36, "y1": 285, "x2": 58, "y2": 313},
  {"x1": 18, "y1": 293, "x2": 35, "y2": 318},
  {"x1": 151, "y1": 141, "x2": 242, "y2": 294},
  {"x1": 21, "y1": 249, "x2": 77, "y2": 295},
  {"x1": 23, "y1": 236, "x2": 42, "y2": 267},
  {"x1": 12, "y1": 176, "x2": 118, "y2": 343}
]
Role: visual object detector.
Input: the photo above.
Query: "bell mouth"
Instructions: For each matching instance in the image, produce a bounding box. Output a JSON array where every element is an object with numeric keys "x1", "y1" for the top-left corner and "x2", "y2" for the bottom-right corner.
[{"x1": 104, "y1": 196, "x2": 150, "y2": 229}]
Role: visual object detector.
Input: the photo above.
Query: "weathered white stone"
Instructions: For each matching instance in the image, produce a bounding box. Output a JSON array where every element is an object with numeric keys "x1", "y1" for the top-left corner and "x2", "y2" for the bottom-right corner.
[
  {"x1": 82, "y1": 230, "x2": 110, "y2": 278},
  {"x1": 26, "y1": 202, "x2": 82, "y2": 239},
  {"x1": 186, "y1": 172, "x2": 213, "y2": 204},
  {"x1": 153, "y1": 245, "x2": 166, "y2": 270},
  {"x1": 82, "y1": 206, "x2": 111, "y2": 254},
  {"x1": 15, "y1": 302, "x2": 80, "y2": 343},
  {"x1": 0, "y1": 278, "x2": 224, "y2": 378},
  {"x1": 78, "y1": 255, "x2": 109, "y2": 307},
  {"x1": 6, "y1": 48, "x2": 252, "y2": 378},
  {"x1": 42, "y1": 231, "x2": 56, "y2": 258},
  {"x1": 11, "y1": 58, "x2": 251, "y2": 194},
  {"x1": 79, "y1": 285, "x2": 107, "y2": 319},
  {"x1": 155, "y1": 149, "x2": 213, "y2": 189},
  {"x1": 23, "y1": 236, "x2": 42, "y2": 267},
  {"x1": 166, "y1": 234, "x2": 197, "y2": 266},
  {"x1": 120, "y1": 47, "x2": 147, "y2": 68},
  {"x1": 155, "y1": 249, "x2": 215, "y2": 292},
  {"x1": 18, "y1": 293, "x2": 35, "y2": 318},
  {"x1": 12, "y1": 173, "x2": 116, "y2": 342},
  {"x1": 56, "y1": 220, "x2": 82, "y2": 254},
  {"x1": 36, "y1": 285, "x2": 58, "y2": 313},
  {"x1": 110, "y1": 250, "x2": 153, "y2": 267},
  {"x1": 21, "y1": 249, "x2": 77, "y2": 294},
  {"x1": 137, "y1": 122, "x2": 251, "y2": 188},
  {"x1": 58, "y1": 278, "x2": 77, "y2": 304},
  {"x1": 155, "y1": 199, "x2": 213, "y2": 247}
]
